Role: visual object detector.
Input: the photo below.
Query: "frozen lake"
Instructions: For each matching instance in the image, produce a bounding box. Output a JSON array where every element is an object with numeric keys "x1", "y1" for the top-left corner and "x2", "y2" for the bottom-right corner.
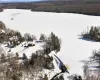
[{"x1": 0, "y1": 9, "x2": 100, "y2": 75}]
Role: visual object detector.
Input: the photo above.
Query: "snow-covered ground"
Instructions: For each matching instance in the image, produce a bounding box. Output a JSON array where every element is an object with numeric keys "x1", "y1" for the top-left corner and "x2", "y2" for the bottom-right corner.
[
  {"x1": 1, "y1": 41, "x2": 45, "y2": 58},
  {"x1": 1, "y1": 9, "x2": 100, "y2": 76}
]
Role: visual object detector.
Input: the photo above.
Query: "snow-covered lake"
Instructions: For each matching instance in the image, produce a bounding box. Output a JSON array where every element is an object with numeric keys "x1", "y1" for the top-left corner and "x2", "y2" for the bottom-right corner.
[{"x1": 0, "y1": 9, "x2": 100, "y2": 76}]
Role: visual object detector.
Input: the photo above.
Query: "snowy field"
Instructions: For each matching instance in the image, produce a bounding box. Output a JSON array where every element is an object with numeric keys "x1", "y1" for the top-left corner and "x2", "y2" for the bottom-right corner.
[{"x1": 1, "y1": 9, "x2": 100, "y2": 76}]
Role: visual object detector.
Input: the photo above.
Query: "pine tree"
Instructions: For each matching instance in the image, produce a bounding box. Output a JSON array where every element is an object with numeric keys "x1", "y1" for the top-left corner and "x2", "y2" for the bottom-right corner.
[
  {"x1": 91, "y1": 50, "x2": 100, "y2": 66},
  {"x1": 22, "y1": 53, "x2": 28, "y2": 60},
  {"x1": 1, "y1": 54, "x2": 6, "y2": 63},
  {"x1": 0, "y1": 21, "x2": 6, "y2": 30},
  {"x1": 29, "y1": 53, "x2": 35, "y2": 66},
  {"x1": 82, "y1": 26, "x2": 100, "y2": 41},
  {"x1": 89, "y1": 26, "x2": 94, "y2": 39},
  {"x1": 39, "y1": 34, "x2": 46, "y2": 41},
  {"x1": 44, "y1": 74, "x2": 48, "y2": 80},
  {"x1": 31, "y1": 35, "x2": 37, "y2": 41},
  {"x1": 12, "y1": 73, "x2": 20, "y2": 80},
  {"x1": 16, "y1": 53, "x2": 19, "y2": 59},
  {"x1": 47, "y1": 32, "x2": 61, "y2": 52},
  {"x1": 24, "y1": 33, "x2": 36, "y2": 41}
]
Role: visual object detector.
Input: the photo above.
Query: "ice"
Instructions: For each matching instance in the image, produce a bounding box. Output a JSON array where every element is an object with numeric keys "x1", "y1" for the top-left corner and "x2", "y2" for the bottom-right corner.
[{"x1": 0, "y1": 9, "x2": 100, "y2": 76}]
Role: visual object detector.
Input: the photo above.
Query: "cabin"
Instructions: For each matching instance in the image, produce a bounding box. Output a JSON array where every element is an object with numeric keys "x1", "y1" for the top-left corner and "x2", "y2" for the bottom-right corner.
[{"x1": 23, "y1": 41, "x2": 35, "y2": 48}]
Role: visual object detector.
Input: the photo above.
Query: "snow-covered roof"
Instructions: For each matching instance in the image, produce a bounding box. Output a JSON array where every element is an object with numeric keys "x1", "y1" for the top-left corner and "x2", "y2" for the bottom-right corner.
[
  {"x1": 9, "y1": 36, "x2": 18, "y2": 41},
  {"x1": 0, "y1": 29, "x2": 5, "y2": 34}
]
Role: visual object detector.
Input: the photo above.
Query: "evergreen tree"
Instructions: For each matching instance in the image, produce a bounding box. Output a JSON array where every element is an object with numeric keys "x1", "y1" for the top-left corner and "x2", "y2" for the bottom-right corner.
[
  {"x1": 82, "y1": 26, "x2": 100, "y2": 41},
  {"x1": 47, "y1": 32, "x2": 61, "y2": 52},
  {"x1": 78, "y1": 76, "x2": 82, "y2": 80},
  {"x1": 12, "y1": 73, "x2": 20, "y2": 80},
  {"x1": 91, "y1": 50, "x2": 100, "y2": 66},
  {"x1": 16, "y1": 31, "x2": 24, "y2": 42},
  {"x1": 0, "y1": 21, "x2": 6, "y2": 30},
  {"x1": 31, "y1": 35, "x2": 37, "y2": 41},
  {"x1": 16, "y1": 53, "x2": 19, "y2": 59},
  {"x1": 1, "y1": 54, "x2": 6, "y2": 62},
  {"x1": 29, "y1": 53, "x2": 35, "y2": 66},
  {"x1": 39, "y1": 34, "x2": 46, "y2": 41},
  {"x1": 24, "y1": 33, "x2": 36, "y2": 41},
  {"x1": 44, "y1": 74, "x2": 48, "y2": 80},
  {"x1": 22, "y1": 53, "x2": 28, "y2": 60},
  {"x1": 89, "y1": 26, "x2": 94, "y2": 39},
  {"x1": 22, "y1": 53, "x2": 29, "y2": 69}
]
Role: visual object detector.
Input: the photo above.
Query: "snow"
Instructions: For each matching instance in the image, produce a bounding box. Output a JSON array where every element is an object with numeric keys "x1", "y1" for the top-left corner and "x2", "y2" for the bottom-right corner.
[
  {"x1": 9, "y1": 41, "x2": 44, "y2": 58},
  {"x1": 0, "y1": 29, "x2": 5, "y2": 34},
  {"x1": 1, "y1": 9, "x2": 100, "y2": 77}
]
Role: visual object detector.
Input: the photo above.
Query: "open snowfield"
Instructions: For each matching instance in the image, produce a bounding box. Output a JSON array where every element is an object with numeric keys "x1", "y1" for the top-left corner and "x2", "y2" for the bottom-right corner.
[{"x1": 1, "y1": 9, "x2": 100, "y2": 76}]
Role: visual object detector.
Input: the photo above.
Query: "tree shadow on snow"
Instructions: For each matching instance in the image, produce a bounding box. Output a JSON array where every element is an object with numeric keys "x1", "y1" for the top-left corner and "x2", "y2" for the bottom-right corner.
[{"x1": 78, "y1": 37, "x2": 96, "y2": 42}]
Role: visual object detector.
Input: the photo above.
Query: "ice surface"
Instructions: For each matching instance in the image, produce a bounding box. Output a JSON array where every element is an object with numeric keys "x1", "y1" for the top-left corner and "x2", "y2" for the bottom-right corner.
[{"x1": 1, "y1": 9, "x2": 100, "y2": 76}]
